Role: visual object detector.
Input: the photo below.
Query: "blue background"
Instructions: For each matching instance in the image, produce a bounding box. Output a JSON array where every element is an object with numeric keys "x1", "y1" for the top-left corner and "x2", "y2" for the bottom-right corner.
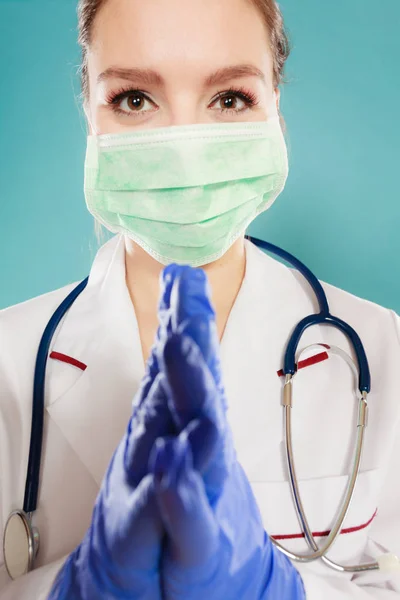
[{"x1": 0, "y1": 0, "x2": 399, "y2": 312}]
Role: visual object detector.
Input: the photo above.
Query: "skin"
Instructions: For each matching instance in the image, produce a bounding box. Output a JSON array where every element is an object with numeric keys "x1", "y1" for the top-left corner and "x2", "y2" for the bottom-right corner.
[{"x1": 84, "y1": 0, "x2": 280, "y2": 364}]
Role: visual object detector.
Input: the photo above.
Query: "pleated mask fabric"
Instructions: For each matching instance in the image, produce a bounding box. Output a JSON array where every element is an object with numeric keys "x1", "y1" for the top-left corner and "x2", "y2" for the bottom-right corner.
[{"x1": 84, "y1": 117, "x2": 289, "y2": 266}]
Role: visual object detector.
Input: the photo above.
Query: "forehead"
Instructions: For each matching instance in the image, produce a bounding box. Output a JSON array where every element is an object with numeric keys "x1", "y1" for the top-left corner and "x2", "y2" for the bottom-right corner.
[{"x1": 89, "y1": 0, "x2": 273, "y2": 82}]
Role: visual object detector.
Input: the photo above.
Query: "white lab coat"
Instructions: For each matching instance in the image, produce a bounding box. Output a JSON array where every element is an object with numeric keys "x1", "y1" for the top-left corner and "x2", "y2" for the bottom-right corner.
[{"x1": 1, "y1": 234, "x2": 400, "y2": 599}]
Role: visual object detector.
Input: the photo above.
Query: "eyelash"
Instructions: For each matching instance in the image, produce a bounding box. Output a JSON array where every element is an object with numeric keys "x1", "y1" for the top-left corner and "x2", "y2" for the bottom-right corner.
[{"x1": 105, "y1": 85, "x2": 259, "y2": 117}]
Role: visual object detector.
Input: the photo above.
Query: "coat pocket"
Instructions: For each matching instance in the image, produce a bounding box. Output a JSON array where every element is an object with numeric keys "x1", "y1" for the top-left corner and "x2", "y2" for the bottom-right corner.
[{"x1": 250, "y1": 468, "x2": 382, "y2": 569}]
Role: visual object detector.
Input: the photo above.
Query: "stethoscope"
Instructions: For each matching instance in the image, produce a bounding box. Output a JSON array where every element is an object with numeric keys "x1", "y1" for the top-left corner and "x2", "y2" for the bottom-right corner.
[{"x1": 3, "y1": 236, "x2": 400, "y2": 580}]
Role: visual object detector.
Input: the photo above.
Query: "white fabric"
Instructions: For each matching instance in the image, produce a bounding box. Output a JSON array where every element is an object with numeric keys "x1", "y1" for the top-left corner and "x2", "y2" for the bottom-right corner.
[{"x1": 0, "y1": 233, "x2": 399, "y2": 599}]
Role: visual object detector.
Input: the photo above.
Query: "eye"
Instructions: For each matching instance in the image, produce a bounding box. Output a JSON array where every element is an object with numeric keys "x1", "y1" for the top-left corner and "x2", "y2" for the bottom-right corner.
[
  {"x1": 209, "y1": 87, "x2": 259, "y2": 114},
  {"x1": 105, "y1": 85, "x2": 259, "y2": 119},
  {"x1": 119, "y1": 92, "x2": 153, "y2": 114},
  {"x1": 106, "y1": 88, "x2": 156, "y2": 117}
]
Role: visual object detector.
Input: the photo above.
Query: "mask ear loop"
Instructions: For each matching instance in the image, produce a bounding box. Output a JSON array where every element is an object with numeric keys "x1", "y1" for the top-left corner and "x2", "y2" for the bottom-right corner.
[{"x1": 84, "y1": 105, "x2": 98, "y2": 137}]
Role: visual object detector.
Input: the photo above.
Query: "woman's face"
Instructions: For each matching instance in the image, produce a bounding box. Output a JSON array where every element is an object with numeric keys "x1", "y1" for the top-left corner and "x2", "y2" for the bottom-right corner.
[{"x1": 85, "y1": 0, "x2": 280, "y2": 135}]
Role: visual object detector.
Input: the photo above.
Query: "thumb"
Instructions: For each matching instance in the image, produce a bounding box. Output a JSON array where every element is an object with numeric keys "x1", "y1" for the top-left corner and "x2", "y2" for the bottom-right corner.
[{"x1": 149, "y1": 432, "x2": 219, "y2": 569}]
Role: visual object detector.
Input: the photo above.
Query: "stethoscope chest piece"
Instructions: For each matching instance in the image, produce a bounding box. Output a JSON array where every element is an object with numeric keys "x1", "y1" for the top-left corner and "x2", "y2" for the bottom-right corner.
[{"x1": 3, "y1": 510, "x2": 39, "y2": 580}]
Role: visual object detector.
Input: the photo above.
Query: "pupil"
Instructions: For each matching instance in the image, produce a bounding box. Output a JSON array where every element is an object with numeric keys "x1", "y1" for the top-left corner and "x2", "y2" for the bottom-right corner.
[
  {"x1": 223, "y1": 96, "x2": 235, "y2": 109},
  {"x1": 129, "y1": 95, "x2": 143, "y2": 110}
]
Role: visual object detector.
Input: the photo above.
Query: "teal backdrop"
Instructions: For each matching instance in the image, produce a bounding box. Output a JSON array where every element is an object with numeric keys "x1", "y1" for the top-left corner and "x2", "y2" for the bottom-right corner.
[{"x1": 0, "y1": 0, "x2": 399, "y2": 312}]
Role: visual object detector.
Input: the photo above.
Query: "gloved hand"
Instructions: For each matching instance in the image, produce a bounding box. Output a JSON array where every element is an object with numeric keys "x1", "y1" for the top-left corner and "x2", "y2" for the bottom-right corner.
[
  {"x1": 48, "y1": 263, "x2": 306, "y2": 600},
  {"x1": 47, "y1": 265, "x2": 228, "y2": 600},
  {"x1": 47, "y1": 270, "x2": 178, "y2": 600},
  {"x1": 149, "y1": 264, "x2": 307, "y2": 600}
]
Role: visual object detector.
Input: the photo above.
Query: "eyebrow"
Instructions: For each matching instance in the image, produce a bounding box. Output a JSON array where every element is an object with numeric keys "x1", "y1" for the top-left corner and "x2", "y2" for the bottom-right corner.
[{"x1": 96, "y1": 64, "x2": 266, "y2": 87}]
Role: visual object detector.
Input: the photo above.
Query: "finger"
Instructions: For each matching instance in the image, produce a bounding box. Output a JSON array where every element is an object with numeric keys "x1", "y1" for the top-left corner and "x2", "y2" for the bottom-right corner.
[
  {"x1": 127, "y1": 266, "x2": 218, "y2": 484},
  {"x1": 91, "y1": 438, "x2": 165, "y2": 586},
  {"x1": 185, "y1": 417, "x2": 219, "y2": 475},
  {"x1": 161, "y1": 335, "x2": 235, "y2": 499},
  {"x1": 131, "y1": 262, "x2": 176, "y2": 416},
  {"x1": 101, "y1": 475, "x2": 164, "y2": 574},
  {"x1": 165, "y1": 266, "x2": 224, "y2": 391},
  {"x1": 160, "y1": 267, "x2": 233, "y2": 500},
  {"x1": 124, "y1": 373, "x2": 176, "y2": 487},
  {"x1": 148, "y1": 416, "x2": 225, "y2": 512},
  {"x1": 150, "y1": 433, "x2": 219, "y2": 569},
  {"x1": 162, "y1": 332, "x2": 227, "y2": 431},
  {"x1": 124, "y1": 271, "x2": 176, "y2": 486},
  {"x1": 168, "y1": 266, "x2": 215, "y2": 332},
  {"x1": 51, "y1": 467, "x2": 164, "y2": 598},
  {"x1": 147, "y1": 417, "x2": 219, "y2": 479}
]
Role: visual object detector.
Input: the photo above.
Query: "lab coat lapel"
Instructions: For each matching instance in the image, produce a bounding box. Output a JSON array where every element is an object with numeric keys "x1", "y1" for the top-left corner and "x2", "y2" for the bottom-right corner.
[
  {"x1": 220, "y1": 238, "x2": 359, "y2": 484},
  {"x1": 45, "y1": 235, "x2": 290, "y2": 490},
  {"x1": 44, "y1": 234, "x2": 378, "y2": 558},
  {"x1": 220, "y1": 238, "x2": 314, "y2": 482},
  {"x1": 46, "y1": 234, "x2": 146, "y2": 487},
  {"x1": 220, "y1": 239, "x2": 380, "y2": 561}
]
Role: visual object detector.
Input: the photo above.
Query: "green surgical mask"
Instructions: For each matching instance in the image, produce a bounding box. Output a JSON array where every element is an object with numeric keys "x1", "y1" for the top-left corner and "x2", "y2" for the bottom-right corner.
[{"x1": 84, "y1": 117, "x2": 289, "y2": 266}]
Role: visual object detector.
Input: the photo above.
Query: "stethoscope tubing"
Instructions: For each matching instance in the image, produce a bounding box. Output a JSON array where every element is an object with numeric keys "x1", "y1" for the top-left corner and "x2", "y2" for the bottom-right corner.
[
  {"x1": 12, "y1": 236, "x2": 385, "y2": 578},
  {"x1": 246, "y1": 236, "x2": 371, "y2": 394},
  {"x1": 271, "y1": 369, "x2": 376, "y2": 571},
  {"x1": 23, "y1": 276, "x2": 89, "y2": 514}
]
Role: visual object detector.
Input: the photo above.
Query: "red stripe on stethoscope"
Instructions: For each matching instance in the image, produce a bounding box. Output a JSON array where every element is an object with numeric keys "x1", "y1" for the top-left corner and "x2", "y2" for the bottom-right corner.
[
  {"x1": 271, "y1": 509, "x2": 378, "y2": 541},
  {"x1": 49, "y1": 351, "x2": 87, "y2": 371},
  {"x1": 277, "y1": 349, "x2": 330, "y2": 378}
]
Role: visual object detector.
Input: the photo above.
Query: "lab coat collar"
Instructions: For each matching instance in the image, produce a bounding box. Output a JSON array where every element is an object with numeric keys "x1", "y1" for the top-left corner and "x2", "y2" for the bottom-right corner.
[
  {"x1": 45, "y1": 233, "x2": 293, "y2": 488},
  {"x1": 48, "y1": 233, "x2": 291, "y2": 384},
  {"x1": 46, "y1": 234, "x2": 146, "y2": 486},
  {"x1": 49, "y1": 233, "x2": 145, "y2": 379}
]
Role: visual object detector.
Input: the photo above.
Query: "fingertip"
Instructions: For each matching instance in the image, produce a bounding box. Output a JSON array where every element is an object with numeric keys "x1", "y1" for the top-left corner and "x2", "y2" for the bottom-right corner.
[
  {"x1": 173, "y1": 267, "x2": 209, "y2": 303},
  {"x1": 158, "y1": 264, "x2": 179, "y2": 315},
  {"x1": 162, "y1": 264, "x2": 181, "y2": 279},
  {"x1": 143, "y1": 344, "x2": 160, "y2": 381},
  {"x1": 148, "y1": 436, "x2": 168, "y2": 485},
  {"x1": 170, "y1": 267, "x2": 214, "y2": 332},
  {"x1": 130, "y1": 354, "x2": 159, "y2": 418},
  {"x1": 149, "y1": 434, "x2": 187, "y2": 488}
]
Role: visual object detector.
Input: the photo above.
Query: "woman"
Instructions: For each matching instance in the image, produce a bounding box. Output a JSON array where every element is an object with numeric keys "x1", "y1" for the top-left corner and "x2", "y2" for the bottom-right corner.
[{"x1": 1, "y1": 0, "x2": 399, "y2": 598}]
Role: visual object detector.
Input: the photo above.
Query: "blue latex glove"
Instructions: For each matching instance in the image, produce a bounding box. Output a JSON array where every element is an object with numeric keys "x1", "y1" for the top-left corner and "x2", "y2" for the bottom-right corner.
[
  {"x1": 47, "y1": 273, "x2": 178, "y2": 600},
  {"x1": 150, "y1": 264, "x2": 307, "y2": 600},
  {"x1": 48, "y1": 263, "x2": 306, "y2": 600},
  {"x1": 47, "y1": 266, "x2": 226, "y2": 600}
]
